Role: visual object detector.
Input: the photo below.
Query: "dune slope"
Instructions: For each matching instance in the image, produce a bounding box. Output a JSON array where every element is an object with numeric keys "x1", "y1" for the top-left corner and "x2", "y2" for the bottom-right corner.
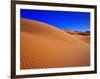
[
  {"x1": 64, "y1": 30, "x2": 90, "y2": 44},
  {"x1": 20, "y1": 18, "x2": 90, "y2": 69}
]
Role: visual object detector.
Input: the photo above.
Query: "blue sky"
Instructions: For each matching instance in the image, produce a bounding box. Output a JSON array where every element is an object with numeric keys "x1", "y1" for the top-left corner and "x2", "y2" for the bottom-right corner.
[{"x1": 21, "y1": 9, "x2": 90, "y2": 32}]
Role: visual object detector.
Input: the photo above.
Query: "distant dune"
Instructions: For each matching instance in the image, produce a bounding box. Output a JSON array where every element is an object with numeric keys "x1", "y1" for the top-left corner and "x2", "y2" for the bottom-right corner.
[
  {"x1": 64, "y1": 30, "x2": 90, "y2": 44},
  {"x1": 20, "y1": 18, "x2": 90, "y2": 69}
]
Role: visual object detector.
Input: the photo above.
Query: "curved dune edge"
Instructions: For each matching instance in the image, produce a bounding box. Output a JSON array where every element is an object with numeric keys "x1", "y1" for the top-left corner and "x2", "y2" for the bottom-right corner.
[
  {"x1": 20, "y1": 18, "x2": 90, "y2": 69},
  {"x1": 64, "y1": 30, "x2": 90, "y2": 44},
  {"x1": 73, "y1": 35, "x2": 90, "y2": 44},
  {"x1": 21, "y1": 18, "x2": 89, "y2": 46}
]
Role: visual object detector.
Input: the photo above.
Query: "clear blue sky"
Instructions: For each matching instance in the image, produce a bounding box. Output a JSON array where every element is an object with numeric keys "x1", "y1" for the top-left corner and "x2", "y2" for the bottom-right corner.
[{"x1": 21, "y1": 9, "x2": 90, "y2": 32}]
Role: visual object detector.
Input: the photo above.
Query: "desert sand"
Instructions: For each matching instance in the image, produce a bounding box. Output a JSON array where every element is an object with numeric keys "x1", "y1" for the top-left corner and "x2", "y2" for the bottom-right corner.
[
  {"x1": 20, "y1": 18, "x2": 90, "y2": 69},
  {"x1": 64, "y1": 30, "x2": 90, "y2": 44}
]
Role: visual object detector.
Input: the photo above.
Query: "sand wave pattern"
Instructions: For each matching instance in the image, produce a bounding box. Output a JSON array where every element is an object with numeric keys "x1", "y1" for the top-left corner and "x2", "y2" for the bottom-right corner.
[{"x1": 20, "y1": 18, "x2": 90, "y2": 70}]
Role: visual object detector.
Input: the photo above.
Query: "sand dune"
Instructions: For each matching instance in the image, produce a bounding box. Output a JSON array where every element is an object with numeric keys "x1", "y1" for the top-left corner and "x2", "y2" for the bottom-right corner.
[
  {"x1": 20, "y1": 18, "x2": 90, "y2": 69},
  {"x1": 64, "y1": 30, "x2": 90, "y2": 44},
  {"x1": 64, "y1": 30, "x2": 90, "y2": 35},
  {"x1": 73, "y1": 35, "x2": 90, "y2": 44}
]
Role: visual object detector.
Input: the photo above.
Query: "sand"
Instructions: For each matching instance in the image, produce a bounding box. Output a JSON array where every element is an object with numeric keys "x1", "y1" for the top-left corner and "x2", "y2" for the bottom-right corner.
[
  {"x1": 20, "y1": 18, "x2": 90, "y2": 70},
  {"x1": 64, "y1": 30, "x2": 90, "y2": 44}
]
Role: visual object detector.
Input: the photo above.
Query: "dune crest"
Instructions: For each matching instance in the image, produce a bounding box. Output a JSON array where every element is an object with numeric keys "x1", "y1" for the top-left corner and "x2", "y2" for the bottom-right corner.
[
  {"x1": 20, "y1": 18, "x2": 90, "y2": 69},
  {"x1": 64, "y1": 30, "x2": 90, "y2": 44}
]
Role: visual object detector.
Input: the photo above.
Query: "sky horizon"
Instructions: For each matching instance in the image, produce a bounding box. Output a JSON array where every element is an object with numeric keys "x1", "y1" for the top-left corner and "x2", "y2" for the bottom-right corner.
[{"x1": 21, "y1": 9, "x2": 90, "y2": 32}]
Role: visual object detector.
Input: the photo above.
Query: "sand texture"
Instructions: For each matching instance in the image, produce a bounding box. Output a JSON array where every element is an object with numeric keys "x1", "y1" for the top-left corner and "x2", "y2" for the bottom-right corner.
[{"x1": 20, "y1": 18, "x2": 90, "y2": 69}]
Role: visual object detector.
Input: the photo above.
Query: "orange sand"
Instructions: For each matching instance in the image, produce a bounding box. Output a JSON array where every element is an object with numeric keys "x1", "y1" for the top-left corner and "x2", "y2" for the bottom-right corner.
[{"x1": 20, "y1": 18, "x2": 90, "y2": 69}]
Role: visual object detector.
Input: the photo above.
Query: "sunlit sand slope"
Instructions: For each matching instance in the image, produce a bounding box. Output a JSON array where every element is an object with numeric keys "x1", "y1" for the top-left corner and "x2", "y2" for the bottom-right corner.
[
  {"x1": 20, "y1": 18, "x2": 90, "y2": 69},
  {"x1": 64, "y1": 30, "x2": 90, "y2": 44}
]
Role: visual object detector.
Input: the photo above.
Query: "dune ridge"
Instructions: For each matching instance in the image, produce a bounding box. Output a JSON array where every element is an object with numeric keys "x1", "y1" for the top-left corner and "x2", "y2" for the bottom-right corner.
[
  {"x1": 20, "y1": 18, "x2": 90, "y2": 69},
  {"x1": 64, "y1": 30, "x2": 90, "y2": 44},
  {"x1": 21, "y1": 18, "x2": 89, "y2": 46}
]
